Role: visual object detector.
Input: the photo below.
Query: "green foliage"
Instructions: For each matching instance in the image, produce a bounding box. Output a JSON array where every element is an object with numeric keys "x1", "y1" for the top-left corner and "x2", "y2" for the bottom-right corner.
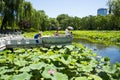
[
  {"x1": 23, "y1": 30, "x2": 120, "y2": 46},
  {"x1": 73, "y1": 30, "x2": 120, "y2": 45},
  {"x1": 11, "y1": 72, "x2": 32, "y2": 80},
  {"x1": 0, "y1": 45, "x2": 120, "y2": 80},
  {"x1": 0, "y1": 0, "x2": 120, "y2": 30},
  {"x1": 0, "y1": 0, "x2": 25, "y2": 29},
  {"x1": 108, "y1": 0, "x2": 120, "y2": 16},
  {"x1": 0, "y1": 1, "x2": 119, "y2": 30},
  {"x1": 75, "y1": 77, "x2": 88, "y2": 80}
]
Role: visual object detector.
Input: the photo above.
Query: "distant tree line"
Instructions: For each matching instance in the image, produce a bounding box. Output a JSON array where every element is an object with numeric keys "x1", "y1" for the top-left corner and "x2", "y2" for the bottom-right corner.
[{"x1": 0, "y1": 0, "x2": 120, "y2": 31}]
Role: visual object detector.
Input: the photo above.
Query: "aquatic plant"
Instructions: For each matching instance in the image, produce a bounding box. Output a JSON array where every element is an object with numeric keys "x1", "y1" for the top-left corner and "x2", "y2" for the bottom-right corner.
[{"x1": 0, "y1": 45, "x2": 120, "y2": 80}]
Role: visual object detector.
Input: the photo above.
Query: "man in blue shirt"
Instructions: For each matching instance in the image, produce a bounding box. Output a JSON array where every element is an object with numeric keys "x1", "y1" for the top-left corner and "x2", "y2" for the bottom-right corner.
[{"x1": 34, "y1": 32, "x2": 42, "y2": 43}]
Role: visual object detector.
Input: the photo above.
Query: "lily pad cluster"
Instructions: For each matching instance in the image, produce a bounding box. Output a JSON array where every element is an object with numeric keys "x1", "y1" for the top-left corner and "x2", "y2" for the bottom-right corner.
[
  {"x1": 73, "y1": 31, "x2": 120, "y2": 45},
  {"x1": 0, "y1": 45, "x2": 120, "y2": 80}
]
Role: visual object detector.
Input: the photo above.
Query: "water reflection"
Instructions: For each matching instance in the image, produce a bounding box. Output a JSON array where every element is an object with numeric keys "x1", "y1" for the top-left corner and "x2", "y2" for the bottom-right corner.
[{"x1": 74, "y1": 38, "x2": 120, "y2": 64}]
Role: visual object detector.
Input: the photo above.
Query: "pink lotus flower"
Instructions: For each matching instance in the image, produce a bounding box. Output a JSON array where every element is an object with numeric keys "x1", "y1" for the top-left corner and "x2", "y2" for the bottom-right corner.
[{"x1": 48, "y1": 69, "x2": 54, "y2": 75}]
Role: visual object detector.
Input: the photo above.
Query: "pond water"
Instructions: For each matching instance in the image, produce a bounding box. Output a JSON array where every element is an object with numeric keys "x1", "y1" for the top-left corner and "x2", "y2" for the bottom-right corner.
[{"x1": 76, "y1": 39, "x2": 120, "y2": 64}]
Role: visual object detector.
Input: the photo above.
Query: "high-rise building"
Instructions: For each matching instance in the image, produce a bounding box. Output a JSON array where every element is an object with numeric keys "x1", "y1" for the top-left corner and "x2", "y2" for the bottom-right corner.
[{"x1": 97, "y1": 8, "x2": 107, "y2": 16}]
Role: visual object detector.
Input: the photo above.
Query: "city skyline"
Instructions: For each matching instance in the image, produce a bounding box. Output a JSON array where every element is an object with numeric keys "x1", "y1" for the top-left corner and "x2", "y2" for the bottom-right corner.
[{"x1": 25, "y1": 0, "x2": 108, "y2": 18}]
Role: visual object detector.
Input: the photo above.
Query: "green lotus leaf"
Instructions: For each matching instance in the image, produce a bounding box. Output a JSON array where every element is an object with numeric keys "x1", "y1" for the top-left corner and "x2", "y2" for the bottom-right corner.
[
  {"x1": 30, "y1": 48, "x2": 37, "y2": 52},
  {"x1": 81, "y1": 65, "x2": 93, "y2": 72},
  {"x1": 5, "y1": 50, "x2": 12, "y2": 53},
  {"x1": 65, "y1": 45, "x2": 75, "y2": 51},
  {"x1": 50, "y1": 45, "x2": 56, "y2": 49},
  {"x1": 31, "y1": 56, "x2": 40, "y2": 62},
  {"x1": 40, "y1": 47, "x2": 48, "y2": 51},
  {"x1": 49, "y1": 54, "x2": 61, "y2": 60},
  {"x1": 29, "y1": 62, "x2": 46, "y2": 70},
  {"x1": 11, "y1": 72, "x2": 31, "y2": 80},
  {"x1": 52, "y1": 72, "x2": 68, "y2": 80},
  {"x1": 57, "y1": 45, "x2": 62, "y2": 48},
  {"x1": 7, "y1": 54, "x2": 15, "y2": 62},
  {"x1": 19, "y1": 66, "x2": 31, "y2": 72},
  {"x1": 14, "y1": 58, "x2": 28, "y2": 67},
  {"x1": 14, "y1": 49, "x2": 25, "y2": 53},
  {"x1": 4, "y1": 68, "x2": 14, "y2": 73},
  {"x1": 103, "y1": 65, "x2": 117, "y2": 74},
  {"x1": 89, "y1": 59, "x2": 98, "y2": 67},
  {"x1": 26, "y1": 49, "x2": 32, "y2": 52},
  {"x1": 47, "y1": 49, "x2": 55, "y2": 55},
  {"x1": 19, "y1": 53, "x2": 30, "y2": 59},
  {"x1": 68, "y1": 65, "x2": 74, "y2": 69},
  {"x1": 0, "y1": 59, "x2": 6, "y2": 63},
  {"x1": 0, "y1": 74, "x2": 12, "y2": 80},
  {"x1": 0, "y1": 66, "x2": 8, "y2": 75},
  {"x1": 60, "y1": 56, "x2": 71, "y2": 65},
  {"x1": 70, "y1": 59, "x2": 77, "y2": 65},
  {"x1": 42, "y1": 65, "x2": 56, "y2": 79},
  {"x1": 75, "y1": 77, "x2": 87, "y2": 80},
  {"x1": 39, "y1": 54, "x2": 49, "y2": 59},
  {"x1": 59, "y1": 48, "x2": 66, "y2": 53},
  {"x1": 88, "y1": 75, "x2": 102, "y2": 80},
  {"x1": 81, "y1": 61, "x2": 88, "y2": 66}
]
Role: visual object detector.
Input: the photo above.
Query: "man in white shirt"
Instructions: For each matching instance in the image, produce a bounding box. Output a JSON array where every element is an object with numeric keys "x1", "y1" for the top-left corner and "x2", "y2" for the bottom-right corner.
[{"x1": 65, "y1": 28, "x2": 70, "y2": 36}]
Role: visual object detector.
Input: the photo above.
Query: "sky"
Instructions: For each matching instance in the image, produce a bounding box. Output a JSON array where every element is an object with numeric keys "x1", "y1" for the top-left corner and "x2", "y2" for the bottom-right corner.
[{"x1": 25, "y1": 0, "x2": 108, "y2": 18}]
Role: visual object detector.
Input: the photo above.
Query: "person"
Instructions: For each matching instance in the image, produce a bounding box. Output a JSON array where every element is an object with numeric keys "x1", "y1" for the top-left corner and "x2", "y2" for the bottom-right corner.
[
  {"x1": 54, "y1": 29, "x2": 59, "y2": 36},
  {"x1": 65, "y1": 28, "x2": 71, "y2": 36},
  {"x1": 34, "y1": 32, "x2": 42, "y2": 43},
  {"x1": 70, "y1": 31, "x2": 72, "y2": 36}
]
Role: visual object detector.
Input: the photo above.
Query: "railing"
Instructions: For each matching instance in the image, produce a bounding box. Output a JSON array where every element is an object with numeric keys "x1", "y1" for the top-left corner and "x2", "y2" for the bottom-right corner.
[
  {"x1": 0, "y1": 30, "x2": 23, "y2": 50},
  {"x1": 6, "y1": 39, "x2": 42, "y2": 48},
  {"x1": 0, "y1": 31, "x2": 72, "y2": 50},
  {"x1": 0, "y1": 38, "x2": 6, "y2": 50}
]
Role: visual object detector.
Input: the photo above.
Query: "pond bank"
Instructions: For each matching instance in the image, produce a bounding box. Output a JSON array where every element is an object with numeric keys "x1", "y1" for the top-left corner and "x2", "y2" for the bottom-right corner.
[{"x1": 73, "y1": 37, "x2": 120, "y2": 47}]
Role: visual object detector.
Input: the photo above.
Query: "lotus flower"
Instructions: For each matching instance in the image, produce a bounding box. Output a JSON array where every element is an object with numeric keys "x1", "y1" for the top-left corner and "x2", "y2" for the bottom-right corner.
[{"x1": 48, "y1": 69, "x2": 54, "y2": 75}]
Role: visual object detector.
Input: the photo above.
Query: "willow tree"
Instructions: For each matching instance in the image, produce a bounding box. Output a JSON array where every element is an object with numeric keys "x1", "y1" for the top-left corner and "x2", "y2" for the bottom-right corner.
[
  {"x1": 0, "y1": 0, "x2": 25, "y2": 29},
  {"x1": 18, "y1": 1, "x2": 33, "y2": 30},
  {"x1": 111, "y1": 0, "x2": 120, "y2": 16},
  {"x1": 38, "y1": 10, "x2": 49, "y2": 31},
  {"x1": 108, "y1": 0, "x2": 120, "y2": 16},
  {"x1": 107, "y1": 0, "x2": 113, "y2": 14},
  {"x1": 14, "y1": 0, "x2": 24, "y2": 24},
  {"x1": 22, "y1": 2, "x2": 33, "y2": 20},
  {"x1": 107, "y1": 0, "x2": 120, "y2": 29}
]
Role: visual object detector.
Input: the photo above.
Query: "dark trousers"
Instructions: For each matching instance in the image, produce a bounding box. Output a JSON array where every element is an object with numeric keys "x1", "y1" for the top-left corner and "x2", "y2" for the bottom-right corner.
[{"x1": 34, "y1": 38, "x2": 39, "y2": 43}]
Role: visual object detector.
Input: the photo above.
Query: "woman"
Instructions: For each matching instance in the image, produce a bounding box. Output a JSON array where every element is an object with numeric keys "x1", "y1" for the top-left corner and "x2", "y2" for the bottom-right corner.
[{"x1": 54, "y1": 30, "x2": 59, "y2": 36}]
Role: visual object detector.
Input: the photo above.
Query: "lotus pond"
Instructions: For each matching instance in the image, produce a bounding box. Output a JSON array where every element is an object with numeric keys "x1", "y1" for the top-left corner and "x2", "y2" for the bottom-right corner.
[
  {"x1": 0, "y1": 31, "x2": 120, "y2": 80},
  {"x1": 74, "y1": 38, "x2": 120, "y2": 64},
  {"x1": 0, "y1": 45, "x2": 120, "y2": 80}
]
